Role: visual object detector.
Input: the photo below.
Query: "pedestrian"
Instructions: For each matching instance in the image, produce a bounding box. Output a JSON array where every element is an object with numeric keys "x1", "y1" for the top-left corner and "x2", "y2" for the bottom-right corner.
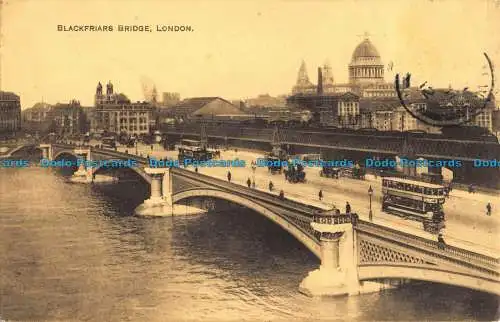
[
  {"x1": 437, "y1": 233, "x2": 446, "y2": 250},
  {"x1": 279, "y1": 189, "x2": 284, "y2": 200},
  {"x1": 247, "y1": 178, "x2": 251, "y2": 188},
  {"x1": 195, "y1": 167, "x2": 198, "y2": 173},
  {"x1": 227, "y1": 171, "x2": 231, "y2": 183},
  {"x1": 345, "y1": 201, "x2": 351, "y2": 214},
  {"x1": 151, "y1": 144, "x2": 154, "y2": 151},
  {"x1": 487, "y1": 203, "x2": 492, "y2": 216},
  {"x1": 319, "y1": 189, "x2": 323, "y2": 201},
  {"x1": 351, "y1": 213, "x2": 359, "y2": 226},
  {"x1": 269, "y1": 181, "x2": 274, "y2": 192}
]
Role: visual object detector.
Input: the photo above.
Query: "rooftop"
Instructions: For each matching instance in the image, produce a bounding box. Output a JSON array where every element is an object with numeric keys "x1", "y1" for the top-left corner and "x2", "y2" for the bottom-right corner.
[{"x1": 0, "y1": 91, "x2": 20, "y2": 101}]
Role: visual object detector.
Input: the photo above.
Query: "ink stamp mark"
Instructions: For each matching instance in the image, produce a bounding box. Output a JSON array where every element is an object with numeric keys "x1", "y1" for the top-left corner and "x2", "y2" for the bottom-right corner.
[{"x1": 394, "y1": 52, "x2": 495, "y2": 127}]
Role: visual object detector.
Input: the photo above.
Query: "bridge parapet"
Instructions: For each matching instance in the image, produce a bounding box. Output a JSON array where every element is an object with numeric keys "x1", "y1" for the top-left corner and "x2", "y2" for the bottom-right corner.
[
  {"x1": 356, "y1": 221, "x2": 499, "y2": 271},
  {"x1": 312, "y1": 214, "x2": 353, "y2": 225}
]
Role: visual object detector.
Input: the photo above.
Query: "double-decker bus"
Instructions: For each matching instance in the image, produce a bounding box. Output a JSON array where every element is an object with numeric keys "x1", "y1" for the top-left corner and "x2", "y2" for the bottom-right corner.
[
  {"x1": 382, "y1": 177, "x2": 446, "y2": 233},
  {"x1": 177, "y1": 139, "x2": 218, "y2": 162}
]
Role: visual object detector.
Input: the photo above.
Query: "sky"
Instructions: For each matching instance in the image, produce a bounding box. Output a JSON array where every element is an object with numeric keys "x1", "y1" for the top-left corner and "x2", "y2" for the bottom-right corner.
[{"x1": 1, "y1": 0, "x2": 500, "y2": 108}]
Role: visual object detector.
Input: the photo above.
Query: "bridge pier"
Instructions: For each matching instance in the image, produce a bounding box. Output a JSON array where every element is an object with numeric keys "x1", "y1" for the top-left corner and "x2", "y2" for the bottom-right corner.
[
  {"x1": 71, "y1": 148, "x2": 93, "y2": 183},
  {"x1": 135, "y1": 167, "x2": 206, "y2": 217},
  {"x1": 39, "y1": 144, "x2": 52, "y2": 160},
  {"x1": 299, "y1": 214, "x2": 387, "y2": 297},
  {"x1": 299, "y1": 216, "x2": 356, "y2": 297},
  {"x1": 145, "y1": 170, "x2": 166, "y2": 205}
]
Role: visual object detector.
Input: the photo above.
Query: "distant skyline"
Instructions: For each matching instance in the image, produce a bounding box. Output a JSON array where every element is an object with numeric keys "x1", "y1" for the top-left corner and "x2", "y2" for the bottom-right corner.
[{"x1": 2, "y1": 0, "x2": 500, "y2": 108}]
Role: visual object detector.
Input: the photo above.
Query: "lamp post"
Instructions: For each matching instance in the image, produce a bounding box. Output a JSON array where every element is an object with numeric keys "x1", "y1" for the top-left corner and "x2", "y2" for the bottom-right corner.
[{"x1": 368, "y1": 185, "x2": 373, "y2": 221}]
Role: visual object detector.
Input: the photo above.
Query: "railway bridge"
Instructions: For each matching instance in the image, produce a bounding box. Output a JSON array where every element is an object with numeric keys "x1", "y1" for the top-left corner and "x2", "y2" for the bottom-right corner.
[
  {"x1": 36, "y1": 143, "x2": 500, "y2": 297},
  {"x1": 162, "y1": 124, "x2": 500, "y2": 188}
]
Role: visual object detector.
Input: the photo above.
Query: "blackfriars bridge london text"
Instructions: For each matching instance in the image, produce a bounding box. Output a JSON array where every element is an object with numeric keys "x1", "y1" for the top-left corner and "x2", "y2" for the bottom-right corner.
[{"x1": 57, "y1": 25, "x2": 194, "y2": 32}]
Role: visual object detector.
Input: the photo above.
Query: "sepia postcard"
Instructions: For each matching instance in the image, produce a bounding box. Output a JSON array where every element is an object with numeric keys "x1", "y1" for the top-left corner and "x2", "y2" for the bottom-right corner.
[{"x1": 0, "y1": 0, "x2": 499, "y2": 321}]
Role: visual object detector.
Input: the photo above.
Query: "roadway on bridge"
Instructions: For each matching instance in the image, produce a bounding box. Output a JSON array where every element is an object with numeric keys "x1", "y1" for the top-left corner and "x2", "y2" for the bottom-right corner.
[{"x1": 112, "y1": 143, "x2": 499, "y2": 258}]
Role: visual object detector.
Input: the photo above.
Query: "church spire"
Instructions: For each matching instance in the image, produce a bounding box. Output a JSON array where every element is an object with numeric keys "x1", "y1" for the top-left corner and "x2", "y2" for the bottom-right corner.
[
  {"x1": 296, "y1": 60, "x2": 311, "y2": 85},
  {"x1": 322, "y1": 60, "x2": 334, "y2": 88}
]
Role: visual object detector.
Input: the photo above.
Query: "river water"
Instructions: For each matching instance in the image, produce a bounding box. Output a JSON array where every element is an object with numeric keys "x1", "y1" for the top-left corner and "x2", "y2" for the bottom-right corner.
[{"x1": 0, "y1": 167, "x2": 498, "y2": 321}]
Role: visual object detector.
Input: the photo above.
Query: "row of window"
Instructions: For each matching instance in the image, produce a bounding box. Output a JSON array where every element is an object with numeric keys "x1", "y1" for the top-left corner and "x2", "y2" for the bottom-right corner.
[
  {"x1": 119, "y1": 125, "x2": 148, "y2": 131},
  {"x1": 118, "y1": 111, "x2": 148, "y2": 116},
  {"x1": 383, "y1": 180, "x2": 444, "y2": 196},
  {"x1": 119, "y1": 118, "x2": 148, "y2": 124},
  {"x1": 384, "y1": 195, "x2": 439, "y2": 212}
]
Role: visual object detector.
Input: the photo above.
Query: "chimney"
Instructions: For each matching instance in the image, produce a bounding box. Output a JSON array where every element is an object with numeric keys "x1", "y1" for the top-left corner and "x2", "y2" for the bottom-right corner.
[{"x1": 317, "y1": 67, "x2": 323, "y2": 95}]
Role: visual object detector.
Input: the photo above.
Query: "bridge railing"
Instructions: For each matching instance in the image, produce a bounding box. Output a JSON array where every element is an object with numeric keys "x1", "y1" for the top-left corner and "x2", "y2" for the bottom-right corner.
[
  {"x1": 52, "y1": 144, "x2": 150, "y2": 165},
  {"x1": 312, "y1": 214, "x2": 353, "y2": 225},
  {"x1": 173, "y1": 167, "x2": 325, "y2": 243},
  {"x1": 172, "y1": 166, "x2": 321, "y2": 215},
  {"x1": 357, "y1": 220, "x2": 500, "y2": 273}
]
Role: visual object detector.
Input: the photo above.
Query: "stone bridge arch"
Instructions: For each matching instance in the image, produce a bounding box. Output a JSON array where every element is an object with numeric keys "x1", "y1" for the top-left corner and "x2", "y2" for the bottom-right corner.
[
  {"x1": 172, "y1": 188, "x2": 321, "y2": 258},
  {"x1": 53, "y1": 150, "x2": 80, "y2": 160},
  {"x1": 8, "y1": 144, "x2": 43, "y2": 157},
  {"x1": 91, "y1": 163, "x2": 152, "y2": 185},
  {"x1": 358, "y1": 263, "x2": 500, "y2": 296}
]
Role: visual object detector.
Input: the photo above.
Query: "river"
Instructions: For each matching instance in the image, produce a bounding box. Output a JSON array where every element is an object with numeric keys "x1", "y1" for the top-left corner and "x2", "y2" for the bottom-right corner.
[{"x1": 0, "y1": 167, "x2": 498, "y2": 321}]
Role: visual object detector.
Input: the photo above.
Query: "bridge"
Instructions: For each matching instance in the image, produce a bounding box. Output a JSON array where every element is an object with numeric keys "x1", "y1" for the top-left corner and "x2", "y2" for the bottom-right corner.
[
  {"x1": 35, "y1": 143, "x2": 500, "y2": 297},
  {"x1": 161, "y1": 124, "x2": 500, "y2": 161},
  {"x1": 162, "y1": 123, "x2": 500, "y2": 188}
]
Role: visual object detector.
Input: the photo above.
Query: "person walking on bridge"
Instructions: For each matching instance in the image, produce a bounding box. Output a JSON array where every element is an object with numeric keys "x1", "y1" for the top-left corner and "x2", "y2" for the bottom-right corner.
[
  {"x1": 487, "y1": 203, "x2": 492, "y2": 216},
  {"x1": 247, "y1": 177, "x2": 251, "y2": 188},
  {"x1": 279, "y1": 189, "x2": 285, "y2": 200},
  {"x1": 227, "y1": 171, "x2": 232, "y2": 183},
  {"x1": 269, "y1": 181, "x2": 274, "y2": 192},
  {"x1": 345, "y1": 201, "x2": 351, "y2": 214},
  {"x1": 319, "y1": 189, "x2": 323, "y2": 201},
  {"x1": 437, "y1": 233, "x2": 446, "y2": 250}
]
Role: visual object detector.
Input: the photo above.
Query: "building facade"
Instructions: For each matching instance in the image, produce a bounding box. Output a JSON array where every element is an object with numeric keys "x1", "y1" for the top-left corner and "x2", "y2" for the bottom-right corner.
[
  {"x1": 289, "y1": 36, "x2": 495, "y2": 134},
  {"x1": 22, "y1": 101, "x2": 86, "y2": 135},
  {"x1": 91, "y1": 81, "x2": 154, "y2": 135},
  {"x1": 50, "y1": 100, "x2": 85, "y2": 136},
  {"x1": 492, "y1": 108, "x2": 500, "y2": 139},
  {"x1": 0, "y1": 91, "x2": 21, "y2": 136},
  {"x1": 244, "y1": 94, "x2": 287, "y2": 108},
  {"x1": 23, "y1": 102, "x2": 53, "y2": 122}
]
